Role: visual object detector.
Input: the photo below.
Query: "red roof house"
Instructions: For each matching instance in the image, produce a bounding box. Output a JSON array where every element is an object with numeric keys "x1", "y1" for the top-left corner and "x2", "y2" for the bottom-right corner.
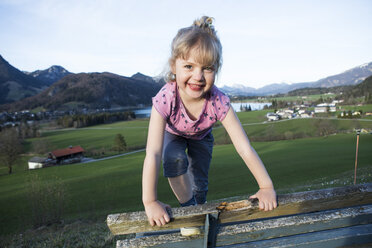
[{"x1": 49, "y1": 145, "x2": 85, "y2": 163}]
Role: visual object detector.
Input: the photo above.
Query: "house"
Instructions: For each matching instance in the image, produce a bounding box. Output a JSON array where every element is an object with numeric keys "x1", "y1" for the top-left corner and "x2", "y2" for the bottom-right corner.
[
  {"x1": 314, "y1": 106, "x2": 328, "y2": 113},
  {"x1": 314, "y1": 103, "x2": 337, "y2": 113},
  {"x1": 276, "y1": 111, "x2": 292, "y2": 119},
  {"x1": 300, "y1": 112, "x2": 312, "y2": 118},
  {"x1": 266, "y1": 113, "x2": 279, "y2": 121},
  {"x1": 28, "y1": 157, "x2": 47, "y2": 169},
  {"x1": 298, "y1": 109, "x2": 306, "y2": 115},
  {"x1": 49, "y1": 145, "x2": 85, "y2": 164}
]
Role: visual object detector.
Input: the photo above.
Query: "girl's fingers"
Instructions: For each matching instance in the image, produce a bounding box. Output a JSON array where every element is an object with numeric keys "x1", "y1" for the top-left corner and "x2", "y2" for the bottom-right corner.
[
  {"x1": 249, "y1": 194, "x2": 257, "y2": 199},
  {"x1": 164, "y1": 213, "x2": 170, "y2": 223},
  {"x1": 259, "y1": 201, "x2": 265, "y2": 210},
  {"x1": 159, "y1": 217, "x2": 166, "y2": 226},
  {"x1": 154, "y1": 219, "x2": 162, "y2": 227},
  {"x1": 268, "y1": 202, "x2": 273, "y2": 211}
]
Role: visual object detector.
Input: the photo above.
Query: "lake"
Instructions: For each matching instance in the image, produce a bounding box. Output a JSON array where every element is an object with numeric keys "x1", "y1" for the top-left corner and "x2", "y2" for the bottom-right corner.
[{"x1": 134, "y1": 102, "x2": 271, "y2": 118}]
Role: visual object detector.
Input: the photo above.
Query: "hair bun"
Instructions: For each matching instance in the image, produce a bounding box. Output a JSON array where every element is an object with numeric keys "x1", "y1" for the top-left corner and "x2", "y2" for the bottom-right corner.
[{"x1": 193, "y1": 16, "x2": 215, "y2": 34}]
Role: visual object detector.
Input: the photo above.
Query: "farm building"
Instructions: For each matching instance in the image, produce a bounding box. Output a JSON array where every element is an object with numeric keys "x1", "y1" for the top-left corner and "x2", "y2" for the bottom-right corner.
[
  {"x1": 266, "y1": 112, "x2": 279, "y2": 121},
  {"x1": 314, "y1": 103, "x2": 336, "y2": 113},
  {"x1": 28, "y1": 157, "x2": 47, "y2": 169},
  {"x1": 49, "y1": 145, "x2": 85, "y2": 164}
]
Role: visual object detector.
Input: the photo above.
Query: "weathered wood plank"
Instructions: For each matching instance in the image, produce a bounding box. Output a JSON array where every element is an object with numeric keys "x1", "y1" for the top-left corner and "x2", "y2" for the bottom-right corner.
[
  {"x1": 216, "y1": 204, "x2": 372, "y2": 246},
  {"x1": 117, "y1": 205, "x2": 372, "y2": 248},
  {"x1": 221, "y1": 223, "x2": 372, "y2": 248},
  {"x1": 117, "y1": 232, "x2": 205, "y2": 248},
  {"x1": 107, "y1": 203, "x2": 219, "y2": 235},
  {"x1": 218, "y1": 183, "x2": 372, "y2": 223},
  {"x1": 107, "y1": 184, "x2": 372, "y2": 236}
]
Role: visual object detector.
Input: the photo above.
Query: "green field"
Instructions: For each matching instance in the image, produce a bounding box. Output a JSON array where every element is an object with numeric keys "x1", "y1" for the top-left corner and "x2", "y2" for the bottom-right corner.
[
  {"x1": 22, "y1": 105, "x2": 372, "y2": 156},
  {"x1": 1, "y1": 107, "x2": 372, "y2": 243},
  {"x1": 1, "y1": 132, "x2": 372, "y2": 235}
]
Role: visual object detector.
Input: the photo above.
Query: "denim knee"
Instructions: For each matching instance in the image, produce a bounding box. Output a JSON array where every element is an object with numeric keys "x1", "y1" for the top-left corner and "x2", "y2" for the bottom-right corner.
[{"x1": 163, "y1": 151, "x2": 188, "y2": 177}]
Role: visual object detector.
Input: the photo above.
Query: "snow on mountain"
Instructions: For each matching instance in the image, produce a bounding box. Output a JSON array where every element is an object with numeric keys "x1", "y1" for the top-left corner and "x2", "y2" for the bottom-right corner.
[{"x1": 220, "y1": 62, "x2": 372, "y2": 96}]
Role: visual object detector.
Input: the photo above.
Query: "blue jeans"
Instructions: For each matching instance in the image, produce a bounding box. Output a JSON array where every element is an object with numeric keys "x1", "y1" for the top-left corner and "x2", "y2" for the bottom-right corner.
[{"x1": 163, "y1": 131, "x2": 214, "y2": 205}]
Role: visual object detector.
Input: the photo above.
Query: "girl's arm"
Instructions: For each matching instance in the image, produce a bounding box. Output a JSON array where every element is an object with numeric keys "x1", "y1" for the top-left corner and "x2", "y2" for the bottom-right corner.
[
  {"x1": 221, "y1": 106, "x2": 277, "y2": 211},
  {"x1": 142, "y1": 106, "x2": 171, "y2": 226}
]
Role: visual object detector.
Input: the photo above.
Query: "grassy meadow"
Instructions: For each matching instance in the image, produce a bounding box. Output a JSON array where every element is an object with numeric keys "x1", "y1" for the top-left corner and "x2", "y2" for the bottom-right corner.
[{"x1": 1, "y1": 107, "x2": 372, "y2": 246}]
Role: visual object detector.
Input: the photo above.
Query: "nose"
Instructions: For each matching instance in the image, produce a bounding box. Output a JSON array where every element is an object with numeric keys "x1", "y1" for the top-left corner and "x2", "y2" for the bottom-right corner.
[{"x1": 192, "y1": 68, "x2": 204, "y2": 82}]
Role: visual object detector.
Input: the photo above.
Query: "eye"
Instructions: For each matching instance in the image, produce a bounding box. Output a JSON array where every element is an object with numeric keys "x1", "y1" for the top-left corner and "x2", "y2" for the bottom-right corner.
[
  {"x1": 184, "y1": 65, "x2": 192, "y2": 69},
  {"x1": 204, "y1": 66, "x2": 215, "y2": 72}
]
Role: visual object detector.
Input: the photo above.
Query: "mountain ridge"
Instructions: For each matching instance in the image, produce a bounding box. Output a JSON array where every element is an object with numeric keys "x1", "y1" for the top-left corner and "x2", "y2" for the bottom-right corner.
[
  {"x1": 25, "y1": 65, "x2": 71, "y2": 86},
  {"x1": 1, "y1": 53, "x2": 372, "y2": 111},
  {"x1": 1, "y1": 71, "x2": 163, "y2": 112},
  {"x1": 221, "y1": 61, "x2": 372, "y2": 96},
  {"x1": 0, "y1": 55, "x2": 50, "y2": 104}
]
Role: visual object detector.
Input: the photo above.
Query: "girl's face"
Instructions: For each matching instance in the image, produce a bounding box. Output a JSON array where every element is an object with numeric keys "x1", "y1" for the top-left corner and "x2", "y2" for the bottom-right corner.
[{"x1": 171, "y1": 47, "x2": 216, "y2": 101}]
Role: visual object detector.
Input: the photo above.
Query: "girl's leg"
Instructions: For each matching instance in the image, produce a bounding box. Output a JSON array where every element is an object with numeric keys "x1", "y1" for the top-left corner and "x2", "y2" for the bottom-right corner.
[
  {"x1": 187, "y1": 132, "x2": 214, "y2": 204},
  {"x1": 168, "y1": 174, "x2": 195, "y2": 205},
  {"x1": 163, "y1": 132, "x2": 195, "y2": 206}
]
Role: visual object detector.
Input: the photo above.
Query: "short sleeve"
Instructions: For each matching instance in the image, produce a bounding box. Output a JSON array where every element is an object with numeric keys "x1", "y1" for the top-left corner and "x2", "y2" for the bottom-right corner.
[
  {"x1": 213, "y1": 87, "x2": 230, "y2": 121},
  {"x1": 152, "y1": 83, "x2": 175, "y2": 120}
]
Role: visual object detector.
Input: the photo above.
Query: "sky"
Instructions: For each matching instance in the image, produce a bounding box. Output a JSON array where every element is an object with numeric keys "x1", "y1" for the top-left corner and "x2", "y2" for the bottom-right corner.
[{"x1": 1, "y1": 0, "x2": 371, "y2": 89}]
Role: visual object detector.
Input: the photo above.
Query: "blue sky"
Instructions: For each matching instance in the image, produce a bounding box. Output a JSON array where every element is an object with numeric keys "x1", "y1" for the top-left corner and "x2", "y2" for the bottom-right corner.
[{"x1": 1, "y1": 0, "x2": 371, "y2": 88}]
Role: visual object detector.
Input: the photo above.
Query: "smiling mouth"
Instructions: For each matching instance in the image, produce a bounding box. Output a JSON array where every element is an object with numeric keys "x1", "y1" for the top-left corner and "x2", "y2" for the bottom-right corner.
[{"x1": 188, "y1": 83, "x2": 205, "y2": 91}]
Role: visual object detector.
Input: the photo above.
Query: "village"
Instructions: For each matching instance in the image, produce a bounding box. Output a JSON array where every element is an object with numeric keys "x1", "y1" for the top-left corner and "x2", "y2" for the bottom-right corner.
[{"x1": 265, "y1": 100, "x2": 369, "y2": 121}]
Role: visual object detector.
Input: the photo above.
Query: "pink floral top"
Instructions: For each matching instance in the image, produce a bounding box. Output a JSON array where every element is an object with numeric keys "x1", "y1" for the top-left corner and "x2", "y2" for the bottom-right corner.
[{"x1": 152, "y1": 82, "x2": 230, "y2": 140}]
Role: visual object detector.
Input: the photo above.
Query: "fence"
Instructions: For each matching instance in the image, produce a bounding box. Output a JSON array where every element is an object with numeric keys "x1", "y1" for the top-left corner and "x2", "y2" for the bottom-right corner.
[{"x1": 107, "y1": 184, "x2": 372, "y2": 247}]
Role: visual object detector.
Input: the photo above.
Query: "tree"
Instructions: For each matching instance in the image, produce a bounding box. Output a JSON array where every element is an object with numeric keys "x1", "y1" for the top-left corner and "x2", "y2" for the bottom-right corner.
[
  {"x1": 0, "y1": 128, "x2": 23, "y2": 174},
  {"x1": 113, "y1": 134, "x2": 127, "y2": 152}
]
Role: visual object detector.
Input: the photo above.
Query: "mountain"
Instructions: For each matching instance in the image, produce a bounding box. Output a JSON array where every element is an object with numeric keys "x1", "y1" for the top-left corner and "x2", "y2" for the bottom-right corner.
[
  {"x1": 0, "y1": 55, "x2": 49, "y2": 104},
  {"x1": 26, "y1": 65, "x2": 71, "y2": 86},
  {"x1": 221, "y1": 62, "x2": 372, "y2": 96},
  {"x1": 2, "y1": 72, "x2": 163, "y2": 111},
  {"x1": 219, "y1": 84, "x2": 256, "y2": 96},
  {"x1": 341, "y1": 75, "x2": 372, "y2": 100},
  {"x1": 312, "y1": 62, "x2": 372, "y2": 88}
]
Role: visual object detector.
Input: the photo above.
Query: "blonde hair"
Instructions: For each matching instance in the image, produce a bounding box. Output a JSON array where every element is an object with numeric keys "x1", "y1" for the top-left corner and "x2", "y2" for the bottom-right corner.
[{"x1": 165, "y1": 16, "x2": 222, "y2": 82}]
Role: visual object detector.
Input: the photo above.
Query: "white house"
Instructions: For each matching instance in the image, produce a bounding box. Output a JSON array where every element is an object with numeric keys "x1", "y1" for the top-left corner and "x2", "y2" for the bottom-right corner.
[
  {"x1": 315, "y1": 103, "x2": 337, "y2": 113},
  {"x1": 314, "y1": 107, "x2": 327, "y2": 113},
  {"x1": 28, "y1": 157, "x2": 47, "y2": 169},
  {"x1": 300, "y1": 112, "x2": 312, "y2": 118},
  {"x1": 266, "y1": 113, "x2": 279, "y2": 121},
  {"x1": 298, "y1": 109, "x2": 306, "y2": 115},
  {"x1": 329, "y1": 106, "x2": 337, "y2": 112}
]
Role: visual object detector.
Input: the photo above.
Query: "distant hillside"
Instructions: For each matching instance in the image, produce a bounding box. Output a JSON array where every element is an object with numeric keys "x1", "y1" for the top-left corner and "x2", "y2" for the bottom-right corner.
[
  {"x1": 283, "y1": 75, "x2": 372, "y2": 100},
  {"x1": 341, "y1": 75, "x2": 372, "y2": 100},
  {"x1": 26, "y1": 65, "x2": 71, "y2": 85},
  {"x1": 285, "y1": 85, "x2": 351, "y2": 96},
  {"x1": 313, "y1": 62, "x2": 372, "y2": 87},
  {"x1": 0, "y1": 55, "x2": 49, "y2": 104},
  {"x1": 221, "y1": 62, "x2": 372, "y2": 96},
  {"x1": 2, "y1": 72, "x2": 163, "y2": 111}
]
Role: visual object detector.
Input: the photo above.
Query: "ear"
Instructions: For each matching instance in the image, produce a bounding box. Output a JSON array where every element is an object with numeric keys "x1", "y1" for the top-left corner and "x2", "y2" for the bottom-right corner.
[
  {"x1": 169, "y1": 58, "x2": 177, "y2": 74},
  {"x1": 170, "y1": 63, "x2": 176, "y2": 74}
]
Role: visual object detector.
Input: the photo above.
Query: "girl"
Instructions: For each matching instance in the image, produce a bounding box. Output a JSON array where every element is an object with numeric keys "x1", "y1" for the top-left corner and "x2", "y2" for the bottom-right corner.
[{"x1": 142, "y1": 16, "x2": 277, "y2": 229}]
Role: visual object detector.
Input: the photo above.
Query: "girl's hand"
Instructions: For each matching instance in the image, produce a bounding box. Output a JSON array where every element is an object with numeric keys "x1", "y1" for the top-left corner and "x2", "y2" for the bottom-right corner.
[
  {"x1": 144, "y1": 200, "x2": 171, "y2": 226},
  {"x1": 249, "y1": 188, "x2": 277, "y2": 211}
]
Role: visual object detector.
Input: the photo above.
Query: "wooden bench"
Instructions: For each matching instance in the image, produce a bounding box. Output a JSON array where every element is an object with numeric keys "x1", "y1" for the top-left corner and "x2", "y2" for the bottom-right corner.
[{"x1": 107, "y1": 184, "x2": 372, "y2": 247}]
